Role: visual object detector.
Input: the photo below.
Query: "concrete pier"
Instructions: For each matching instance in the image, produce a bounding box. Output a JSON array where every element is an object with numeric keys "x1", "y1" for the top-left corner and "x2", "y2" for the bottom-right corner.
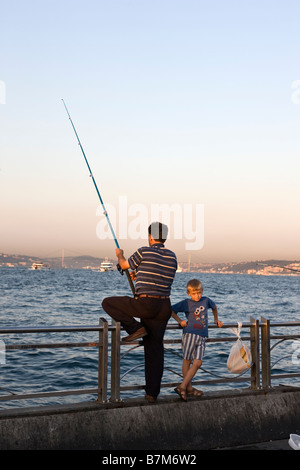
[{"x1": 0, "y1": 386, "x2": 299, "y2": 450}]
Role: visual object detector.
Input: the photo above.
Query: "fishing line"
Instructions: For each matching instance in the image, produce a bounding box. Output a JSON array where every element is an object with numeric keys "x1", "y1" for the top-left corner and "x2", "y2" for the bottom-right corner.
[{"x1": 61, "y1": 99, "x2": 135, "y2": 295}]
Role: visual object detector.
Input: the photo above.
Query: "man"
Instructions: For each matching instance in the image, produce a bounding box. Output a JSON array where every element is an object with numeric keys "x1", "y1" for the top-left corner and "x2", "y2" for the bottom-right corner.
[{"x1": 102, "y1": 222, "x2": 177, "y2": 402}]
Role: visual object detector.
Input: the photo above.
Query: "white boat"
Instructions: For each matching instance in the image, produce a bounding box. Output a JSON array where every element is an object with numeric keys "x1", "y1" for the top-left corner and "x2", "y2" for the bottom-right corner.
[
  {"x1": 31, "y1": 263, "x2": 49, "y2": 270},
  {"x1": 99, "y1": 259, "x2": 114, "y2": 272}
]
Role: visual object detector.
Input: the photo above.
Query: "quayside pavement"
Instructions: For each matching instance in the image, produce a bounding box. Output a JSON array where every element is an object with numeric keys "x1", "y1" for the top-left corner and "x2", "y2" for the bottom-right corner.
[
  {"x1": 0, "y1": 387, "x2": 300, "y2": 450},
  {"x1": 221, "y1": 439, "x2": 292, "y2": 450}
]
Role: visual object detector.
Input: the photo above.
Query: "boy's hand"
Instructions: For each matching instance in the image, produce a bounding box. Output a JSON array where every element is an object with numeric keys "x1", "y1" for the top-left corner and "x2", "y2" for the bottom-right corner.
[
  {"x1": 215, "y1": 320, "x2": 223, "y2": 328},
  {"x1": 180, "y1": 320, "x2": 187, "y2": 328}
]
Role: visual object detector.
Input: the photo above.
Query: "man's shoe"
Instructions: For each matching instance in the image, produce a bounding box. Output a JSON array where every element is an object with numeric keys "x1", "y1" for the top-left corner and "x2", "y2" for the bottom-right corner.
[
  {"x1": 145, "y1": 394, "x2": 157, "y2": 403},
  {"x1": 123, "y1": 327, "x2": 147, "y2": 342}
]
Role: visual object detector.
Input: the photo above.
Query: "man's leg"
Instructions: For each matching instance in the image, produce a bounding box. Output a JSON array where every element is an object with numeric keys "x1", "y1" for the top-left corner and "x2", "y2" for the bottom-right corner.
[
  {"x1": 102, "y1": 296, "x2": 171, "y2": 398},
  {"x1": 142, "y1": 299, "x2": 172, "y2": 398},
  {"x1": 142, "y1": 319, "x2": 167, "y2": 398},
  {"x1": 102, "y1": 296, "x2": 142, "y2": 334}
]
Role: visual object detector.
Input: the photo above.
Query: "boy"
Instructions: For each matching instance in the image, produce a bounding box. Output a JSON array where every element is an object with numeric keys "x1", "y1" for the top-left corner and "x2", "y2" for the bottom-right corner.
[{"x1": 171, "y1": 279, "x2": 223, "y2": 401}]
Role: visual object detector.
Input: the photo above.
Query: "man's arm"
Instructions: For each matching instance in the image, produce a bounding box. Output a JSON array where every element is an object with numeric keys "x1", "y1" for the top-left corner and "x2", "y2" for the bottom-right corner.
[{"x1": 116, "y1": 249, "x2": 130, "y2": 271}]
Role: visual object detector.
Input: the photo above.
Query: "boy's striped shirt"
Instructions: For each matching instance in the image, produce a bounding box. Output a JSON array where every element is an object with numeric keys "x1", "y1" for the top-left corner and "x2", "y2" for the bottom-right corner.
[{"x1": 128, "y1": 243, "x2": 177, "y2": 296}]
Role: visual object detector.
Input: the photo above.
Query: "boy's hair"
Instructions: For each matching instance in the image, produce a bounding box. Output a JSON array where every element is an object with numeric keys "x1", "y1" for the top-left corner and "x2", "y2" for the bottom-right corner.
[
  {"x1": 186, "y1": 279, "x2": 203, "y2": 293},
  {"x1": 148, "y1": 222, "x2": 168, "y2": 243}
]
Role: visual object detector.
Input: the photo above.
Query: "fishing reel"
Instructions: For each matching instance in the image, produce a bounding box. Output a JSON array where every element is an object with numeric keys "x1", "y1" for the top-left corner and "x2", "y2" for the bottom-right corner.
[{"x1": 117, "y1": 264, "x2": 137, "y2": 297}]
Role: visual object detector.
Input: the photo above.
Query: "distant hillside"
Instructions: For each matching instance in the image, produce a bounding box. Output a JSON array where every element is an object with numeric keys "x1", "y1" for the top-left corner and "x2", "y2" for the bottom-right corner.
[
  {"x1": 1, "y1": 253, "x2": 299, "y2": 275},
  {"x1": 203, "y1": 259, "x2": 299, "y2": 273},
  {"x1": 0, "y1": 253, "x2": 114, "y2": 270},
  {"x1": 0, "y1": 253, "x2": 41, "y2": 267},
  {"x1": 183, "y1": 259, "x2": 300, "y2": 275}
]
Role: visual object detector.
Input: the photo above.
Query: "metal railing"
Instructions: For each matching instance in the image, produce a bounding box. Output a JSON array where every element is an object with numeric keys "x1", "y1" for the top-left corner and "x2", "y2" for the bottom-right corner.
[
  {"x1": 111, "y1": 317, "x2": 260, "y2": 400},
  {"x1": 0, "y1": 319, "x2": 109, "y2": 403},
  {"x1": 260, "y1": 316, "x2": 300, "y2": 388},
  {"x1": 0, "y1": 316, "x2": 299, "y2": 406}
]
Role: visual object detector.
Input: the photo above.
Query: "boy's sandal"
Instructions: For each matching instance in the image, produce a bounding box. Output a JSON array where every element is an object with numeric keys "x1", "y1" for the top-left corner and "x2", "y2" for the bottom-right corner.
[
  {"x1": 174, "y1": 387, "x2": 187, "y2": 402},
  {"x1": 187, "y1": 387, "x2": 203, "y2": 397}
]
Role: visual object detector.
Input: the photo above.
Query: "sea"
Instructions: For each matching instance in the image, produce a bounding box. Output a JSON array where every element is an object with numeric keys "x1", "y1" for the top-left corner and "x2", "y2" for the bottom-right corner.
[{"x1": 0, "y1": 267, "x2": 299, "y2": 409}]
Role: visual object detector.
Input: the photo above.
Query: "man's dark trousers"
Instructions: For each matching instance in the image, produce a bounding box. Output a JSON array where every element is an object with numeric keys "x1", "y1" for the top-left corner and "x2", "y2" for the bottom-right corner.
[{"x1": 102, "y1": 296, "x2": 172, "y2": 398}]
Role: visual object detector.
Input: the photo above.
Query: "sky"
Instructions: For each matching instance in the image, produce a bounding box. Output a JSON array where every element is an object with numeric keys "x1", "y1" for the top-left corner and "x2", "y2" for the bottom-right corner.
[{"x1": 1, "y1": 0, "x2": 300, "y2": 264}]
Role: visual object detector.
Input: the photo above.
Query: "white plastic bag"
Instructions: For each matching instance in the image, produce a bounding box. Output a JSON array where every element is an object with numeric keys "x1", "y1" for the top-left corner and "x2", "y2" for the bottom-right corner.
[
  {"x1": 289, "y1": 434, "x2": 300, "y2": 450},
  {"x1": 227, "y1": 322, "x2": 252, "y2": 374}
]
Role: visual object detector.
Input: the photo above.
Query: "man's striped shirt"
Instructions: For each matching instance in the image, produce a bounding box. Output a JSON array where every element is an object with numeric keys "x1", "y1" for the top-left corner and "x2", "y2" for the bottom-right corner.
[{"x1": 128, "y1": 243, "x2": 177, "y2": 296}]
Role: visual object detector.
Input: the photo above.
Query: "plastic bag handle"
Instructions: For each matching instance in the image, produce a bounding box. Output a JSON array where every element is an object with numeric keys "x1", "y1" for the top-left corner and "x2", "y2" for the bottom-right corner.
[{"x1": 229, "y1": 321, "x2": 243, "y2": 339}]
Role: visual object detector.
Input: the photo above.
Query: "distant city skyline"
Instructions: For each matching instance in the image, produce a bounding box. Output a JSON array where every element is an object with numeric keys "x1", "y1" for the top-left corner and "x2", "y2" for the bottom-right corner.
[
  {"x1": 1, "y1": 1, "x2": 300, "y2": 264},
  {"x1": 1, "y1": 252, "x2": 299, "y2": 275}
]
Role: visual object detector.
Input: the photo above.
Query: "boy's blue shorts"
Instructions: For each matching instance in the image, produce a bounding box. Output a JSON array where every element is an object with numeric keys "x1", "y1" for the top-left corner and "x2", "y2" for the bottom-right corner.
[{"x1": 182, "y1": 333, "x2": 207, "y2": 361}]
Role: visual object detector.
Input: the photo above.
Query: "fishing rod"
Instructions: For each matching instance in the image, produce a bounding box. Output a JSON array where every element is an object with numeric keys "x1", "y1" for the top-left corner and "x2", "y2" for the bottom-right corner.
[{"x1": 61, "y1": 99, "x2": 135, "y2": 295}]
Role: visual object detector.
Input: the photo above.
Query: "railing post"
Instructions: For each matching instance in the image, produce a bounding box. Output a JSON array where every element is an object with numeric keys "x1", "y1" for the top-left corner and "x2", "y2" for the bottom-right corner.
[
  {"x1": 250, "y1": 316, "x2": 260, "y2": 389},
  {"x1": 110, "y1": 320, "x2": 121, "y2": 402},
  {"x1": 97, "y1": 317, "x2": 108, "y2": 402},
  {"x1": 261, "y1": 316, "x2": 271, "y2": 389}
]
